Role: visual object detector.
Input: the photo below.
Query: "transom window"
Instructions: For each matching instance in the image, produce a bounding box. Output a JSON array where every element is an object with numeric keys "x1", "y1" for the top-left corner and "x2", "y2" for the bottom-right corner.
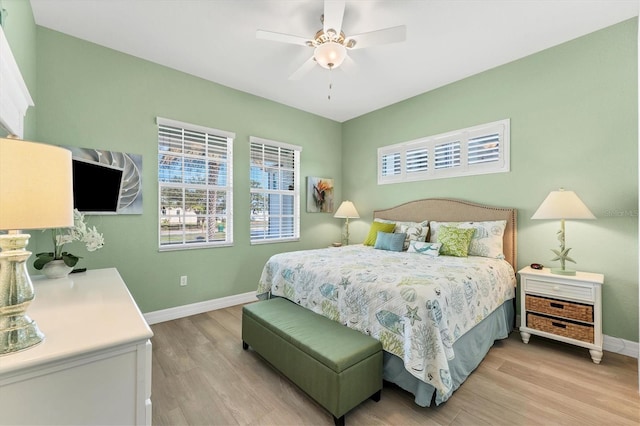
[
  {"x1": 250, "y1": 136, "x2": 301, "y2": 244},
  {"x1": 378, "y1": 119, "x2": 510, "y2": 184},
  {"x1": 157, "y1": 117, "x2": 234, "y2": 249}
]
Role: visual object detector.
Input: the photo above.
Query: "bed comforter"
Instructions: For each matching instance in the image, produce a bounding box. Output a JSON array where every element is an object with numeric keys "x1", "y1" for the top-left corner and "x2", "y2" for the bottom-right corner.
[{"x1": 257, "y1": 245, "x2": 516, "y2": 403}]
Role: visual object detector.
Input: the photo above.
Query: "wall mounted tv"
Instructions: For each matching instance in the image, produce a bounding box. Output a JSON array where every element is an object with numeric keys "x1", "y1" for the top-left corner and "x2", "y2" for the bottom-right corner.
[{"x1": 72, "y1": 158, "x2": 124, "y2": 214}]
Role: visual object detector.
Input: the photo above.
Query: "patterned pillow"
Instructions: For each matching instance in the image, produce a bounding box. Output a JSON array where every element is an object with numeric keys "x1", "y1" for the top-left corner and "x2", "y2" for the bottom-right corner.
[
  {"x1": 437, "y1": 226, "x2": 475, "y2": 257},
  {"x1": 407, "y1": 241, "x2": 442, "y2": 257},
  {"x1": 374, "y1": 231, "x2": 406, "y2": 252},
  {"x1": 397, "y1": 220, "x2": 429, "y2": 250},
  {"x1": 430, "y1": 220, "x2": 507, "y2": 259},
  {"x1": 363, "y1": 221, "x2": 396, "y2": 246}
]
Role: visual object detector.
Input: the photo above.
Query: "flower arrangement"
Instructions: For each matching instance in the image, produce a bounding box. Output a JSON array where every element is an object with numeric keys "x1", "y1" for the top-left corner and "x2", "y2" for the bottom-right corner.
[{"x1": 34, "y1": 209, "x2": 105, "y2": 270}]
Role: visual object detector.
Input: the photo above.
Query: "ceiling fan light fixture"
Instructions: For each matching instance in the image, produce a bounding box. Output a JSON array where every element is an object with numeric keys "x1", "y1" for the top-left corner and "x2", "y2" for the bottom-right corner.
[{"x1": 314, "y1": 41, "x2": 347, "y2": 69}]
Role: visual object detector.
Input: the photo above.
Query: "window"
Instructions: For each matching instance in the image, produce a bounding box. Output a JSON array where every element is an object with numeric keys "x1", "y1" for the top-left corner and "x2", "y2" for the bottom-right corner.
[
  {"x1": 378, "y1": 119, "x2": 510, "y2": 184},
  {"x1": 249, "y1": 136, "x2": 301, "y2": 244},
  {"x1": 157, "y1": 117, "x2": 234, "y2": 249}
]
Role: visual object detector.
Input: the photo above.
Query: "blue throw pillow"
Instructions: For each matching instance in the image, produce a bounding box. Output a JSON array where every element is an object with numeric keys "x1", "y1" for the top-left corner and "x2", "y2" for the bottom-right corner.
[{"x1": 374, "y1": 231, "x2": 406, "y2": 252}]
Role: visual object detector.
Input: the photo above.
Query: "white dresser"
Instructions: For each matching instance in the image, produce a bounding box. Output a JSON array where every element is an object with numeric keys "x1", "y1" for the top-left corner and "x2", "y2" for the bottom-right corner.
[{"x1": 0, "y1": 268, "x2": 153, "y2": 425}]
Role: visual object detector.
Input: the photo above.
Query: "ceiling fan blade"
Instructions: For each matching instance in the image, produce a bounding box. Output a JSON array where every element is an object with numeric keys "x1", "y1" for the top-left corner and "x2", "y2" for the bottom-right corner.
[
  {"x1": 323, "y1": 0, "x2": 345, "y2": 36},
  {"x1": 346, "y1": 25, "x2": 406, "y2": 50},
  {"x1": 256, "y1": 29, "x2": 311, "y2": 47},
  {"x1": 340, "y1": 55, "x2": 356, "y2": 75},
  {"x1": 289, "y1": 56, "x2": 317, "y2": 80}
]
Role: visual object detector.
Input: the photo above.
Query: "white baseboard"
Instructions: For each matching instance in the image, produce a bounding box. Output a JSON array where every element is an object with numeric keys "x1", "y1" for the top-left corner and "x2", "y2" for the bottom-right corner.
[
  {"x1": 603, "y1": 335, "x2": 640, "y2": 358},
  {"x1": 146, "y1": 301, "x2": 639, "y2": 358},
  {"x1": 144, "y1": 291, "x2": 257, "y2": 325},
  {"x1": 515, "y1": 314, "x2": 638, "y2": 359}
]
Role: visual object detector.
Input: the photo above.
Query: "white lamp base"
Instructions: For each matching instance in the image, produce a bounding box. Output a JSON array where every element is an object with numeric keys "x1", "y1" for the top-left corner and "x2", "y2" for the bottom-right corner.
[
  {"x1": 550, "y1": 267, "x2": 576, "y2": 276},
  {"x1": 0, "y1": 233, "x2": 44, "y2": 355}
]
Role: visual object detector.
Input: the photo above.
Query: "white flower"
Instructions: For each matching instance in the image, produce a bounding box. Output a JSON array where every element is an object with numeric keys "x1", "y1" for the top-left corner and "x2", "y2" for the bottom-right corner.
[
  {"x1": 49, "y1": 209, "x2": 104, "y2": 258},
  {"x1": 56, "y1": 234, "x2": 74, "y2": 246},
  {"x1": 83, "y1": 226, "x2": 105, "y2": 252}
]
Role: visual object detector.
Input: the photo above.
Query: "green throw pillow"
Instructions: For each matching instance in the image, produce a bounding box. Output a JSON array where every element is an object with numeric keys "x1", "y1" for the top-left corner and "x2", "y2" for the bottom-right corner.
[
  {"x1": 437, "y1": 226, "x2": 475, "y2": 257},
  {"x1": 363, "y1": 221, "x2": 396, "y2": 246}
]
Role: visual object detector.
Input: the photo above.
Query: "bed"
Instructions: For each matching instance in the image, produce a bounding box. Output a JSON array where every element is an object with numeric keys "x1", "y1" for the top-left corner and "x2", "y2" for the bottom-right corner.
[{"x1": 257, "y1": 198, "x2": 517, "y2": 406}]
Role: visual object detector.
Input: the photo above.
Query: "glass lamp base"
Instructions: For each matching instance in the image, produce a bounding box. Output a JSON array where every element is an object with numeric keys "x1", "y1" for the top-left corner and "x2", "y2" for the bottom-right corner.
[
  {"x1": 550, "y1": 267, "x2": 576, "y2": 276},
  {"x1": 0, "y1": 316, "x2": 44, "y2": 355},
  {"x1": 0, "y1": 232, "x2": 45, "y2": 355}
]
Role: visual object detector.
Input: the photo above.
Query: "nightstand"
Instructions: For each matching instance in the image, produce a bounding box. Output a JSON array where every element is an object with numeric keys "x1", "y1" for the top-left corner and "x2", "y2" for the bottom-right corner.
[{"x1": 518, "y1": 266, "x2": 604, "y2": 364}]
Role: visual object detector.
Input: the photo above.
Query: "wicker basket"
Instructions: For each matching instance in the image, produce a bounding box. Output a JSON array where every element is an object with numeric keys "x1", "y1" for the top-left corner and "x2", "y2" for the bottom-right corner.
[
  {"x1": 525, "y1": 295, "x2": 593, "y2": 322},
  {"x1": 526, "y1": 313, "x2": 594, "y2": 343}
]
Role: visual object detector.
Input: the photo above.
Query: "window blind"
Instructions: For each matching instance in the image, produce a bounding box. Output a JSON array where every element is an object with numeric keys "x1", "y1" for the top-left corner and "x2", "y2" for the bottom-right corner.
[
  {"x1": 250, "y1": 136, "x2": 301, "y2": 244},
  {"x1": 157, "y1": 117, "x2": 234, "y2": 249}
]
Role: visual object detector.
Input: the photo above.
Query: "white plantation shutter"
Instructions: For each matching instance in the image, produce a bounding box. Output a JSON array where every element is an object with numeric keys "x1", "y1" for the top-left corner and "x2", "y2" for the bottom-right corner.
[
  {"x1": 380, "y1": 150, "x2": 402, "y2": 179},
  {"x1": 468, "y1": 131, "x2": 501, "y2": 165},
  {"x1": 434, "y1": 140, "x2": 461, "y2": 170},
  {"x1": 378, "y1": 119, "x2": 510, "y2": 184},
  {"x1": 406, "y1": 147, "x2": 429, "y2": 173},
  {"x1": 157, "y1": 117, "x2": 234, "y2": 249},
  {"x1": 250, "y1": 136, "x2": 301, "y2": 244}
]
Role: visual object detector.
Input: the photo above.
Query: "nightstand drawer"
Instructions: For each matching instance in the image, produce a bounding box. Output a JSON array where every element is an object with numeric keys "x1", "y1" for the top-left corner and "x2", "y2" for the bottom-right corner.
[
  {"x1": 525, "y1": 278, "x2": 595, "y2": 303},
  {"x1": 527, "y1": 313, "x2": 594, "y2": 344},
  {"x1": 525, "y1": 295, "x2": 593, "y2": 323}
]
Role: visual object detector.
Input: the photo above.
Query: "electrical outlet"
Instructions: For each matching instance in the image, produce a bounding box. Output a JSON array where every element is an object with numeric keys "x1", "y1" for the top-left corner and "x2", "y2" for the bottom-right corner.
[{"x1": 180, "y1": 276, "x2": 188, "y2": 287}]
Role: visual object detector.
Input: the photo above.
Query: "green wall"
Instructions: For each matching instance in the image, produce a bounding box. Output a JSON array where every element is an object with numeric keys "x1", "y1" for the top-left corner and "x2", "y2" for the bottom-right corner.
[
  {"x1": 342, "y1": 19, "x2": 639, "y2": 342},
  {"x1": 26, "y1": 27, "x2": 342, "y2": 313},
  {"x1": 2, "y1": 1, "x2": 637, "y2": 342}
]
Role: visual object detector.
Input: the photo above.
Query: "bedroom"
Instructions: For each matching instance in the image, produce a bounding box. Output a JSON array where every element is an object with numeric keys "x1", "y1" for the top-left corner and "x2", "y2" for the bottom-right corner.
[{"x1": 0, "y1": 0, "x2": 638, "y2": 424}]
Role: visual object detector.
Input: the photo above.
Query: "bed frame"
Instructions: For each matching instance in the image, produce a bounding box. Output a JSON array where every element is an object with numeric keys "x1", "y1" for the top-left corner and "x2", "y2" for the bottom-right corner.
[{"x1": 374, "y1": 198, "x2": 517, "y2": 269}]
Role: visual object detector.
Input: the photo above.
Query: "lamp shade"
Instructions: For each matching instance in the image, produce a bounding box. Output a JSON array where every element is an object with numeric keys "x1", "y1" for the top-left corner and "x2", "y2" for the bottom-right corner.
[
  {"x1": 531, "y1": 189, "x2": 595, "y2": 220},
  {"x1": 0, "y1": 137, "x2": 74, "y2": 230},
  {"x1": 314, "y1": 41, "x2": 347, "y2": 69},
  {"x1": 334, "y1": 201, "x2": 359, "y2": 219}
]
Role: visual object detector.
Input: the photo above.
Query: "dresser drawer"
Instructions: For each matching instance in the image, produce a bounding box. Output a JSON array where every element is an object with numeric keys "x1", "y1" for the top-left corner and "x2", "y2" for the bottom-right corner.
[
  {"x1": 524, "y1": 278, "x2": 595, "y2": 303},
  {"x1": 525, "y1": 295, "x2": 593, "y2": 323},
  {"x1": 526, "y1": 313, "x2": 594, "y2": 344}
]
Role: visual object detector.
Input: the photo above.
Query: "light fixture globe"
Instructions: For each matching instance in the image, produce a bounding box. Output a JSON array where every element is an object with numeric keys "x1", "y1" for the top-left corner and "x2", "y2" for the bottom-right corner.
[{"x1": 314, "y1": 41, "x2": 347, "y2": 69}]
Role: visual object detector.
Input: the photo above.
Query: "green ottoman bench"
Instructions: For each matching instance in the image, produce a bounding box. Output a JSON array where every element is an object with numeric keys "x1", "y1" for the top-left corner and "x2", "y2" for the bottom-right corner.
[{"x1": 242, "y1": 297, "x2": 383, "y2": 426}]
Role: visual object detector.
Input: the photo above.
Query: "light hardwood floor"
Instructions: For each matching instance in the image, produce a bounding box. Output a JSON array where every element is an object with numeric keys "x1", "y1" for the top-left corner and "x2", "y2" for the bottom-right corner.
[{"x1": 151, "y1": 304, "x2": 639, "y2": 425}]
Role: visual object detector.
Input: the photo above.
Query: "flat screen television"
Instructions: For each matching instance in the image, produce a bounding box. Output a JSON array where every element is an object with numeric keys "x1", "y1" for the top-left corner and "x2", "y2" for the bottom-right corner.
[{"x1": 72, "y1": 158, "x2": 124, "y2": 214}]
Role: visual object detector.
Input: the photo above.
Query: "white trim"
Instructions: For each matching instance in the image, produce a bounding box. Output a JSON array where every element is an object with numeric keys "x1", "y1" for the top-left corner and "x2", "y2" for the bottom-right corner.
[
  {"x1": 603, "y1": 335, "x2": 640, "y2": 359},
  {"x1": 144, "y1": 291, "x2": 257, "y2": 325},
  {"x1": 249, "y1": 135, "x2": 302, "y2": 152},
  {"x1": 0, "y1": 25, "x2": 34, "y2": 138},
  {"x1": 378, "y1": 119, "x2": 510, "y2": 185},
  {"x1": 156, "y1": 116, "x2": 236, "y2": 139},
  {"x1": 147, "y1": 303, "x2": 638, "y2": 358}
]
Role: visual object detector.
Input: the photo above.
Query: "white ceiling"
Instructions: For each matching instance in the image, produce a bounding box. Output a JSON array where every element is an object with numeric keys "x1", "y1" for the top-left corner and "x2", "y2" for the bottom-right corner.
[{"x1": 30, "y1": 0, "x2": 638, "y2": 123}]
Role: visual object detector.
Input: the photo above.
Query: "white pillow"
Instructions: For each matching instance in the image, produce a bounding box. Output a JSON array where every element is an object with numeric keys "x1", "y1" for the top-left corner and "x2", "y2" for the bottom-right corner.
[
  {"x1": 430, "y1": 220, "x2": 507, "y2": 259},
  {"x1": 408, "y1": 241, "x2": 441, "y2": 257},
  {"x1": 397, "y1": 221, "x2": 429, "y2": 250}
]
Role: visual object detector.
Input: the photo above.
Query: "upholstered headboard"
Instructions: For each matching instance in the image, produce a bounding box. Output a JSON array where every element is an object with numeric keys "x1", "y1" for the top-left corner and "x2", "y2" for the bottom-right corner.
[{"x1": 373, "y1": 198, "x2": 517, "y2": 269}]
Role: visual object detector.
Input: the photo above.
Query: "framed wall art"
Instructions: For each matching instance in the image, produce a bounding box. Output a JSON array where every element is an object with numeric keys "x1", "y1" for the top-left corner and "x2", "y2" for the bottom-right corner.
[{"x1": 306, "y1": 177, "x2": 334, "y2": 213}]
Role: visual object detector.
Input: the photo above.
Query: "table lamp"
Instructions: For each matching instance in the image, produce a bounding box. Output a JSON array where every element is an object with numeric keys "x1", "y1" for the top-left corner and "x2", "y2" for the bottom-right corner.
[
  {"x1": 531, "y1": 188, "x2": 595, "y2": 276},
  {"x1": 334, "y1": 201, "x2": 359, "y2": 245},
  {"x1": 0, "y1": 137, "x2": 74, "y2": 354}
]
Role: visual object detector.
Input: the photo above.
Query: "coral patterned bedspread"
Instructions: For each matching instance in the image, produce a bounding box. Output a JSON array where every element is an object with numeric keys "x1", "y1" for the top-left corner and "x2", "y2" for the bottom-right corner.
[{"x1": 257, "y1": 245, "x2": 516, "y2": 402}]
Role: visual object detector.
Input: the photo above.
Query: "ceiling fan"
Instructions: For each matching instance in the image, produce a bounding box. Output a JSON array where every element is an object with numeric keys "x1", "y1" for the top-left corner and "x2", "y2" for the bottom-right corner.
[{"x1": 256, "y1": 0, "x2": 406, "y2": 80}]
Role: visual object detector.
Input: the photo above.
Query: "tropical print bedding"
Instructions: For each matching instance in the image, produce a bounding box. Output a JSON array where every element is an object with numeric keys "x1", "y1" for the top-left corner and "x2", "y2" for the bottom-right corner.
[{"x1": 257, "y1": 244, "x2": 516, "y2": 403}]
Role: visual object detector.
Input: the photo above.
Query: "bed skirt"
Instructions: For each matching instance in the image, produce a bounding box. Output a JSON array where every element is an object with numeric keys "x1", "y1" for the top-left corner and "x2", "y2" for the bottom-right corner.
[{"x1": 382, "y1": 299, "x2": 515, "y2": 407}]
